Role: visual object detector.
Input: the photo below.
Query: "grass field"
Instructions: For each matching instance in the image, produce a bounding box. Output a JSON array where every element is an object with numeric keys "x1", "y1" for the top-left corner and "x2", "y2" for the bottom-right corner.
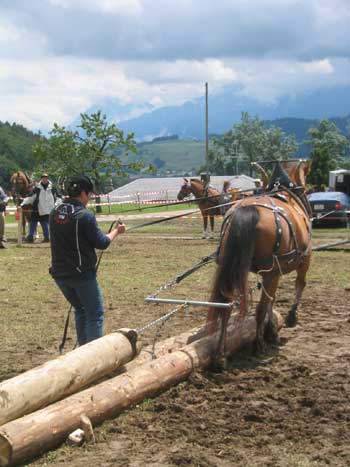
[
  {"x1": 125, "y1": 139, "x2": 210, "y2": 173},
  {"x1": 0, "y1": 217, "x2": 349, "y2": 466}
]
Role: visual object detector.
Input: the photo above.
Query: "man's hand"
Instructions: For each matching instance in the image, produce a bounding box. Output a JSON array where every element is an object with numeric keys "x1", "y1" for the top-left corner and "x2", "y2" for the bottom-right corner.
[
  {"x1": 116, "y1": 223, "x2": 126, "y2": 235},
  {"x1": 106, "y1": 221, "x2": 126, "y2": 242}
]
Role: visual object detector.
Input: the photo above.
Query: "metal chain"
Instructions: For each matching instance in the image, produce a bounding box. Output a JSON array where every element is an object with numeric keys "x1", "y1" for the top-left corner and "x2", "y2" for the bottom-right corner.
[
  {"x1": 149, "y1": 277, "x2": 179, "y2": 299},
  {"x1": 148, "y1": 253, "x2": 216, "y2": 299},
  {"x1": 136, "y1": 303, "x2": 186, "y2": 335}
]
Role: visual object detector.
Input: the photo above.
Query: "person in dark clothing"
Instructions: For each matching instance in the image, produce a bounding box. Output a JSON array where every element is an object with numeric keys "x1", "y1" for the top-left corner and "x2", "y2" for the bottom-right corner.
[{"x1": 49, "y1": 175, "x2": 125, "y2": 345}]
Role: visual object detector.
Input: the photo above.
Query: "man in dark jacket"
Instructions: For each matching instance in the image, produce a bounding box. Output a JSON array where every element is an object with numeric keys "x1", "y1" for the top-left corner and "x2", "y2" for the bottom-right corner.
[{"x1": 49, "y1": 175, "x2": 125, "y2": 345}]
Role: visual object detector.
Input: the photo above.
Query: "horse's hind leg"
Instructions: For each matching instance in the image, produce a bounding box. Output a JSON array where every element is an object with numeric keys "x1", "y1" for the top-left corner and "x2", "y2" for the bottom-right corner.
[
  {"x1": 215, "y1": 309, "x2": 231, "y2": 369},
  {"x1": 285, "y1": 255, "x2": 311, "y2": 327},
  {"x1": 202, "y1": 215, "x2": 208, "y2": 239},
  {"x1": 22, "y1": 213, "x2": 26, "y2": 238},
  {"x1": 255, "y1": 274, "x2": 279, "y2": 353},
  {"x1": 209, "y1": 215, "x2": 215, "y2": 239}
]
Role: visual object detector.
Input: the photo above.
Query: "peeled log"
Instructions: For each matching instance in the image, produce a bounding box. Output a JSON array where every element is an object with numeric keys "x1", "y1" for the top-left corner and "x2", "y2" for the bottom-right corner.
[
  {"x1": 0, "y1": 329, "x2": 137, "y2": 427},
  {"x1": 0, "y1": 311, "x2": 282, "y2": 467}
]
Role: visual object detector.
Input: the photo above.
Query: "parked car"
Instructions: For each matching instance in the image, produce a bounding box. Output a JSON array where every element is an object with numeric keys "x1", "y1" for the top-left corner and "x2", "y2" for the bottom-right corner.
[{"x1": 308, "y1": 191, "x2": 350, "y2": 227}]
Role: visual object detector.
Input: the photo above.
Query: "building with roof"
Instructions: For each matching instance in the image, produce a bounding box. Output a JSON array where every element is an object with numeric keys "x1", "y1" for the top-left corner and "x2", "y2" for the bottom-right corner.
[{"x1": 103, "y1": 175, "x2": 256, "y2": 203}]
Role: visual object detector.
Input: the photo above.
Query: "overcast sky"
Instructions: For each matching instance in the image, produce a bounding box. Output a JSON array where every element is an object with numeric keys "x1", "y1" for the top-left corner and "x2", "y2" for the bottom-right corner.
[{"x1": 1, "y1": 0, "x2": 349, "y2": 130}]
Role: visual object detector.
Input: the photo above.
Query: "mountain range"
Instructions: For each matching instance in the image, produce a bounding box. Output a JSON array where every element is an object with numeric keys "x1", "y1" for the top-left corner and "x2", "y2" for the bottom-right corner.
[{"x1": 81, "y1": 84, "x2": 350, "y2": 141}]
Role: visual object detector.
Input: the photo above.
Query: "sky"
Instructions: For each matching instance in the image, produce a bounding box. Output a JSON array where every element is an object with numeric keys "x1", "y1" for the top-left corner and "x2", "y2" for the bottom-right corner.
[{"x1": 0, "y1": 0, "x2": 349, "y2": 131}]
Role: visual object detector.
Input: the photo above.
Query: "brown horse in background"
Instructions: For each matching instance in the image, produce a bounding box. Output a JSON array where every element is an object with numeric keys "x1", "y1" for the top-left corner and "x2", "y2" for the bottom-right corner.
[
  {"x1": 207, "y1": 161, "x2": 312, "y2": 356},
  {"x1": 177, "y1": 178, "x2": 223, "y2": 239},
  {"x1": 10, "y1": 171, "x2": 33, "y2": 238}
]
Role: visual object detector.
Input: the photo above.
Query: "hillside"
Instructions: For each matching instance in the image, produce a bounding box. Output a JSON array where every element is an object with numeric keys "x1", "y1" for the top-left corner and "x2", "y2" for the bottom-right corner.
[
  {"x1": 125, "y1": 138, "x2": 208, "y2": 175},
  {"x1": 0, "y1": 122, "x2": 40, "y2": 189},
  {"x1": 126, "y1": 116, "x2": 350, "y2": 174}
]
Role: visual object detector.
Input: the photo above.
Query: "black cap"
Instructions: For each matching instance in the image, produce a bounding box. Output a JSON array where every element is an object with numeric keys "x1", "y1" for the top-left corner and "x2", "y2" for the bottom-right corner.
[{"x1": 67, "y1": 175, "x2": 94, "y2": 196}]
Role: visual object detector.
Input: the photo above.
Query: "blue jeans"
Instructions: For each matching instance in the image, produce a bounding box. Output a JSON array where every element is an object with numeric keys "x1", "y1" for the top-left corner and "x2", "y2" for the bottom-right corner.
[
  {"x1": 28, "y1": 215, "x2": 50, "y2": 240},
  {"x1": 54, "y1": 272, "x2": 104, "y2": 345}
]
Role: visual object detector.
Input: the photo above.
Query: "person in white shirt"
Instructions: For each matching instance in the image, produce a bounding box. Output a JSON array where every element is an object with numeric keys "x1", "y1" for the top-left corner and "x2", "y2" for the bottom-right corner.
[{"x1": 21, "y1": 173, "x2": 59, "y2": 243}]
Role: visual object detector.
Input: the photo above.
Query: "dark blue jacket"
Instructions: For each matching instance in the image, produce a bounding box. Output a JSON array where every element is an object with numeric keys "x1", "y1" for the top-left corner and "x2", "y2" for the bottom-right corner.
[{"x1": 49, "y1": 199, "x2": 110, "y2": 278}]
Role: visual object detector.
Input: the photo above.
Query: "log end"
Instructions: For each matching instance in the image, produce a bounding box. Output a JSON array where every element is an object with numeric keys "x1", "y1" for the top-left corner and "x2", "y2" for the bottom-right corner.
[{"x1": 0, "y1": 433, "x2": 12, "y2": 467}]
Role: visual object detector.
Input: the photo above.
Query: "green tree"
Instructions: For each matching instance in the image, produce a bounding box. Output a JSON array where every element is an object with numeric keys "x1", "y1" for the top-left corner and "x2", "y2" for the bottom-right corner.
[
  {"x1": 307, "y1": 119, "x2": 348, "y2": 189},
  {"x1": 207, "y1": 112, "x2": 298, "y2": 176},
  {"x1": 0, "y1": 122, "x2": 40, "y2": 189},
  {"x1": 33, "y1": 111, "x2": 138, "y2": 194}
]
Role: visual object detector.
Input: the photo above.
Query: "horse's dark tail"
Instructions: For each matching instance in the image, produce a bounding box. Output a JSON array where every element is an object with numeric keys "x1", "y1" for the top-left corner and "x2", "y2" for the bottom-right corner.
[{"x1": 207, "y1": 205, "x2": 260, "y2": 332}]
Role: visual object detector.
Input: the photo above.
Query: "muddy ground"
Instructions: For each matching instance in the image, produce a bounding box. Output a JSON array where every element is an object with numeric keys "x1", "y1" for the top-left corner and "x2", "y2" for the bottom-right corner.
[{"x1": 1, "y1": 220, "x2": 350, "y2": 467}]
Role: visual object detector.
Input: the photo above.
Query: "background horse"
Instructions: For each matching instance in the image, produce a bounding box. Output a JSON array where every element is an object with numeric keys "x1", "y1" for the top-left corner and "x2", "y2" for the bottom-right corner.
[
  {"x1": 207, "y1": 161, "x2": 312, "y2": 356},
  {"x1": 10, "y1": 171, "x2": 33, "y2": 238},
  {"x1": 177, "y1": 178, "x2": 222, "y2": 239}
]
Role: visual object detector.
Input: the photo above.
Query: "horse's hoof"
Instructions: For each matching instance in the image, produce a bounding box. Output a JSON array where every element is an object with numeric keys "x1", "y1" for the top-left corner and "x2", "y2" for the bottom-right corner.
[
  {"x1": 285, "y1": 315, "x2": 298, "y2": 328},
  {"x1": 264, "y1": 322, "x2": 279, "y2": 344},
  {"x1": 253, "y1": 339, "x2": 266, "y2": 355}
]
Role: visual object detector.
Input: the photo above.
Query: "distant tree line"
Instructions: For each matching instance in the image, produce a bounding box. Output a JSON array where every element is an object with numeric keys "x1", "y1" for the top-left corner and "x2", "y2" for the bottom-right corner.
[
  {"x1": 1, "y1": 112, "x2": 350, "y2": 192},
  {"x1": 199, "y1": 112, "x2": 350, "y2": 189},
  {"x1": 0, "y1": 122, "x2": 40, "y2": 189}
]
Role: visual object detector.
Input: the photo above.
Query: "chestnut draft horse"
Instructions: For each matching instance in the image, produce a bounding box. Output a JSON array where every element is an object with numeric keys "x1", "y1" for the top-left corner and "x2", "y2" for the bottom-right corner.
[
  {"x1": 207, "y1": 160, "x2": 312, "y2": 356},
  {"x1": 177, "y1": 178, "x2": 223, "y2": 239},
  {"x1": 10, "y1": 171, "x2": 33, "y2": 238}
]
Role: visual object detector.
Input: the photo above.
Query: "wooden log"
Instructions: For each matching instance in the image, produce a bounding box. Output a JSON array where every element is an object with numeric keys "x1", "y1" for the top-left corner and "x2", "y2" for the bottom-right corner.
[
  {"x1": 0, "y1": 329, "x2": 137, "y2": 427},
  {"x1": 0, "y1": 311, "x2": 282, "y2": 467}
]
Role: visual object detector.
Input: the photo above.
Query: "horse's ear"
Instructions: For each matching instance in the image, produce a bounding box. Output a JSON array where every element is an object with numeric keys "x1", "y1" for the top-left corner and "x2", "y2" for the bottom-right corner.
[
  {"x1": 304, "y1": 160, "x2": 311, "y2": 177},
  {"x1": 295, "y1": 160, "x2": 309, "y2": 187},
  {"x1": 183, "y1": 177, "x2": 188, "y2": 183}
]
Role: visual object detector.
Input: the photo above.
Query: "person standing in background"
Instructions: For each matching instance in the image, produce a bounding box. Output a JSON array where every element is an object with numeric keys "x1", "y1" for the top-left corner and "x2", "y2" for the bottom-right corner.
[
  {"x1": 22, "y1": 173, "x2": 58, "y2": 243},
  {"x1": 0, "y1": 185, "x2": 9, "y2": 248}
]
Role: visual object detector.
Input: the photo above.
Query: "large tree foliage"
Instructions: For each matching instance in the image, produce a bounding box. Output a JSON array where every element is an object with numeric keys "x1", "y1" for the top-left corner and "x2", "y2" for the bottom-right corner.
[
  {"x1": 307, "y1": 119, "x2": 348, "y2": 189},
  {"x1": 0, "y1": 122, "x2": 40, "y2": 189},
  {"x1": 33, "y1": 111, "x2": 138, "y2": 193},
  {"x1": 205, "y1": 112, "x2": 298, "y2": 176}
]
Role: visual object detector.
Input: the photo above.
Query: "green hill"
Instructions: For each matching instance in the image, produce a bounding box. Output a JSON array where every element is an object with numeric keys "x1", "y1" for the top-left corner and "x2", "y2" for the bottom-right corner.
[
  {"x1": 125, "y1": 139, "x2": 208, "y2": 175},
  {"x1": 0, "y1": 122, "x2": 40, "y2": 189}
]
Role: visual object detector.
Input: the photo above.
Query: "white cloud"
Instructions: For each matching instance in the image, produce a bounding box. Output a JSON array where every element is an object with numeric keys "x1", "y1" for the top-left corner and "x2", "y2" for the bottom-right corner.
[
  {"x1": 48, "y1": 0, "x2": 142, "y2": 15},
  {"x1": 302, "y1": 59, "x2": 333, "y2": 74},
  {"x1": 0, "y1": 1, "x2": 349, "y2": 130}
]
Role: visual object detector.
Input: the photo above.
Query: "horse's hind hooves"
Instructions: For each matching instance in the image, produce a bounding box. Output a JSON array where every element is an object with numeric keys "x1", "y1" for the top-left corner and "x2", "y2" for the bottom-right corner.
[
  {"x1": 252, "y1": 339, "x2": 266, "y2": 355},
  {"x1": 285, "y1": 315, "x2": 298, "y2": 328},
  {"x1": 208, "y1": 356, "x2": 228, "y2": 372}
]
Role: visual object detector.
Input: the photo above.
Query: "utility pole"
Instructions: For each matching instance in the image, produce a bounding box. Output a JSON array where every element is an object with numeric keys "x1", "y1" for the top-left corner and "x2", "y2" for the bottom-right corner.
[{"x1": 205, "y1": 82, "x2": 209, "y2": 176}]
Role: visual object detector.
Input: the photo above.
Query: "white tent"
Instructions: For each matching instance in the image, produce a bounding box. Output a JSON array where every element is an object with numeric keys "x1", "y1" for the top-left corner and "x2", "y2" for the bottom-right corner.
[{"x1": 103, "y1": 175, "x2": 256, "y2": 203}]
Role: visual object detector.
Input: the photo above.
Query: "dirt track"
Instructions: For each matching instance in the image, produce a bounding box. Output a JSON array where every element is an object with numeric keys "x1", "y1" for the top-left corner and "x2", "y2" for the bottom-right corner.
[
  {"x1": 1, "y1": 219, "x2": 350, "y2": 467},
  {"x1": 31, "y1": 249, "x2": 350, "y2": 467}
]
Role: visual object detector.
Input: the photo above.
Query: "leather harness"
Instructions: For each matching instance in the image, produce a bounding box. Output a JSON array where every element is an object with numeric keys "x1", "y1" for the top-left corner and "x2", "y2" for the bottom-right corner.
[{"x1": 219, "y1": 185, "x2": 312, "y2": 275}]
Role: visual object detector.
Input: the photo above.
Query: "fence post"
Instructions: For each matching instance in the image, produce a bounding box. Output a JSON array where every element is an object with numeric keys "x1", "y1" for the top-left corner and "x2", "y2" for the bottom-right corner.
[
  {"x1": 107, "y1": 194, "x2": 111, "y2": 214},
  {"x1": 17, "y1": 208, "x2": 22, "y2": 246},
  {"x1": 136, "y1": 193, "x2": 141, "y2": 211},
  {"x1": 166, "y1": 190, "x2": 169, "y2": 210}
]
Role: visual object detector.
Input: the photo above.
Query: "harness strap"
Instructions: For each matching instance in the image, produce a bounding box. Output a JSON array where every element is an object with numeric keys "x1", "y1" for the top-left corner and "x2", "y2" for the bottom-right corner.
[{"x1": 218, "y1": 194, "x2": 310, "y2": 275}]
